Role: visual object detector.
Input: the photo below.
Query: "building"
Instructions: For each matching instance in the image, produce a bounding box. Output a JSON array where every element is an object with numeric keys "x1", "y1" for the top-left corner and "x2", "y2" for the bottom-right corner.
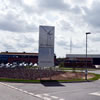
[
  {"x1": 0, "y1": 51, "x2": 56, "y2": 65},
  {"x1": 64, "y1": 54, "x2": 100, "y2": 68},
  {"x1": 0, "y1": 52, "x2": 38, "y2": 64}
]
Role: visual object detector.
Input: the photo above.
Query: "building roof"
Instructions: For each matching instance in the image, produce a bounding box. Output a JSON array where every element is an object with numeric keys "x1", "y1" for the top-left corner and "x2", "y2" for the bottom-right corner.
[
  {"x1": 66, "y1": 54, "x2": 100, "y2": 58},
  {"x1": 0, "y1": 52, "x2": 38, "y2": 56}
]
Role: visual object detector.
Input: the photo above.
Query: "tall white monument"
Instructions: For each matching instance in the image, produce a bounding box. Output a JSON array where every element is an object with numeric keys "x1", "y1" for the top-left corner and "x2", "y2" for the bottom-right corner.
[{"x1": 38, "y1": 25, "x2": 55, "y2": 67}]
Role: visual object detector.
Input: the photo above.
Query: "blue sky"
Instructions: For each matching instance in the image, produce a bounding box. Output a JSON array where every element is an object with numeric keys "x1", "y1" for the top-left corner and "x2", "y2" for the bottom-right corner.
[{"x1": 0, "y1": 0, "x2": 100, "y2": 57}]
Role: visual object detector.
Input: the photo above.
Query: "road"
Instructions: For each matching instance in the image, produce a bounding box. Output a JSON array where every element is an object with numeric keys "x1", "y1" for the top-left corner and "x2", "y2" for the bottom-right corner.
[
  {"x1": 0, "y1": 82, "x2": 41, "y2": 100},
  {"x1": 0, "y1": 70, "x2": 100, "y2": 100}
]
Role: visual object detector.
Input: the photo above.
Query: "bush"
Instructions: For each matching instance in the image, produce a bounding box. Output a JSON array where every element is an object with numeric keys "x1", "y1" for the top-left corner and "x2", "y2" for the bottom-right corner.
[{"x1": 59, "y1": 62, "x2": 64, "y2": 68}]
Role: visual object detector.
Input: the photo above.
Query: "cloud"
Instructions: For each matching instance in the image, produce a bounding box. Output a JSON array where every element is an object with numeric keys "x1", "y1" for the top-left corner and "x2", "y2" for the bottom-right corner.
[
  {"x1": 2, "y1": 43, "x2": 17, "y2": 51},
  {"x1": 56, "y1": 38, "x2": 83, "y2": 50},
  {"x1": 38, "y1": 0, "x2": 70, "y2": 11},
  {"x1": 88, "y1": 48, "x2": 99, "y2": 53},
  {"x1": 70, "y1": 39, "x2": 85, "y2": 50},
  {"x1": 70, "y1": 6, "x2": 81, "y2": 14},
  {"x1": 71, "y1": 0, "x2": 87, "y2": 5},
  {"x1": 60, "y1": 20, "x2": 74, "y2": 32},
  {"x1": 0, "y1": 12, "x2": 38, "y2": 32},
  {"x1": 83, "y1": 1, "x2": 100, "y2": 29},
  {"x1": 90, "y1": 34, "x2": 100, "y2": 42},
  {"x1": 0, "y1": 0, "x2": 38, "y2": 33},
  {"x1": 0, "y1": 0, "x2": 100, "y2": 57},
  {"x1": 72, "y1": 43, "x2": 83, "y2": 48},
  {"x1": 57, "y1": 40, "x2": 68, "y2": 47},
  {"x1": 0, "y1": 31, "x2": 38, "y2": 52},
  {"x1": 0, "y1": 0, "x2": 82, "y2": 33},
  {"x1": 37, "y1": 0, "x2": 82, "y2": 14},
  {"x1": 16, "y1": 35, "x2": 37, "y2": 49}
]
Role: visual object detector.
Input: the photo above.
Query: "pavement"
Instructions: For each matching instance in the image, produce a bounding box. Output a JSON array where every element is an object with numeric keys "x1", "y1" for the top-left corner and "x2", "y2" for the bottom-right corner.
[
  {"x1": 89, "y1": 70, "x2": 100, "y2": 74},
  {"x1": 0, "y1": 70, "x2": 100, "y2": 100},
  {"x1": 63, "y1": 69, "x2": 100, "y2": 74}
]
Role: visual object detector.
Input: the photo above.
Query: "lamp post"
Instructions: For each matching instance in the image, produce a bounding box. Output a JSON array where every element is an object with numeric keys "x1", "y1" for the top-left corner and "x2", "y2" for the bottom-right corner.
[{"x1": 85, "y1": 32, "x2": 91, "y2": 80}]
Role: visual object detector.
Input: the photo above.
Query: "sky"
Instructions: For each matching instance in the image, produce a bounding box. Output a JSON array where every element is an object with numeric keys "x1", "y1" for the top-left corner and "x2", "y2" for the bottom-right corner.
[{"x1": 0, "y1": 0, "x2": 100, "y2": 58}]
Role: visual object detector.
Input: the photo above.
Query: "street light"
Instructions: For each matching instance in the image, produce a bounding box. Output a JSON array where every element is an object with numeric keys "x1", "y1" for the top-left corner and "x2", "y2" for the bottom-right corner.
[{"x1": 85, "y1": 32, "x2": 91, "y2": 80}]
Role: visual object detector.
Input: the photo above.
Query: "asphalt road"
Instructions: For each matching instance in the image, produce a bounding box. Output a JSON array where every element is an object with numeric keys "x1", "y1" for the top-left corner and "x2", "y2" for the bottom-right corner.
[
  {"x1": 0, "y1": 70, "x2": 100, "y2": 100},
  {"x1": 0, "y1": 82, "x2": 41, "y2": 100}
]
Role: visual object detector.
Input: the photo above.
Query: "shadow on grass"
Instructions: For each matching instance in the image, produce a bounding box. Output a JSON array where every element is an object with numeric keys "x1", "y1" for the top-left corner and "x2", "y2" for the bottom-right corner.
[{"x1": 40, "y1": 80, "x2": 65, "y2": 87}]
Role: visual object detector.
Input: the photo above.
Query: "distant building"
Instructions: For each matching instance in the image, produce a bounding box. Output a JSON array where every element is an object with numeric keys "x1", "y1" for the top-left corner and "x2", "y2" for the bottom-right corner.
[
  {"x1": 0, "y1": 52, "x2": 38, "y2": 64},
  {"x1": 65, "y1": 54, "x2": 100, "y2": 68},
  {"x1": 0, "y1": 52, "x2": 56, "y2": 65}
]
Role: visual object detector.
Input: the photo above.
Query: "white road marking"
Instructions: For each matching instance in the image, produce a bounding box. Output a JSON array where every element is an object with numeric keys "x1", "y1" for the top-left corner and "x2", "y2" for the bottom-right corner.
[
  {"x1": 43, "y1": 93, "x2": 49, "y2": 96},
  {"x1": 0, "y1": 82, "x2": 65, "y2": 100},
  {"x1": 0, "y1": 82, "x2": 44, "y2": 99},
  {"x1": 35, "y1": 94, "x2": 42, "y2": 98},
  {"x1": 51, "y1": 96, "x2": 58, "y2": 99},
  {"x1": 18, "y1": 89, "x2": 23, "y2": 92},
  {"x1": 23, "y1": 90, "x2": 29, "y2": 94},
  {"x1": 43, "y1": 97, "x2": 51, "y2": 100},
  {"x1": 14, "y1": 87, "x2": 19, "y2": 90},
  {"x1": 28, "y1": 92, "x2": 35, "y2": 95},
  {"x1": 90, "y1": 92, "x2": 100, "y2": 96}
]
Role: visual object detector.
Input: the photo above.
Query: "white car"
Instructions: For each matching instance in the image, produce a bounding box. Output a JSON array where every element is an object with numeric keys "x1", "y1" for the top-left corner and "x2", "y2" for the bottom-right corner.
[
  {"x1": 0, "y1": 63, "x2": 5, "y2": 67},
  {"x1": 29, "y1": 62, "x2": 33, "y2": 66},
  {"x1": 5, "y1": 63, "x2": 10, "y2": 68}
]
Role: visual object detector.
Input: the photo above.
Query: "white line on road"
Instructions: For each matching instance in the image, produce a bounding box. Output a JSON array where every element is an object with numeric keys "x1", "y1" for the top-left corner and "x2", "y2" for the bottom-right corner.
[
  {"x1": 43, "y1": 97, "x2": 51, "y2": 100},
  {"x1": 0, "y1": 82, "x2": 44, "y2": 99},
  {"x1": 90, "y1": 92, "x2": 100, "y2": 96},
  {"x1": 35, "y1": 94, "x2": 42, "y2": 98},
  {"x1": 51, "y1": 96, "x2": 59, "y2": 99},
  {"x1": 28, "y1": 92, "x2": 35, "y2": 95},
  {"x1": 43, "y1": 93, "x2": 49, "y2": 96},
  {"x1": 0, "y1": 82, "x2": 65, "y2": 100}
]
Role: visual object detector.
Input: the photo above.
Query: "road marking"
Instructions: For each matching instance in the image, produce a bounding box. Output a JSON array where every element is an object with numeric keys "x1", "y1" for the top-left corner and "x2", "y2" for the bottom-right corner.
[
  {"x1": 90, "y1": 92, "x2": 100, "y2": 96},
  {"x1": 51, "y1": 96, "x2": 58, "y2": 99},
  {"x1": 43, "y1": 97, "x2": 51, "y2": 100},
  {"x1": 43, "y1": 93, "x2": 49, "y2": 96},
  {"x1": 35, "y1": 94, "x2": 42, "y2": 98},
  {"x1": 0, "y1": 82, "x2": 65, "y2": 100},
  {"x1": 18, "y1": 89, "x2": 23, "y2": 92},
  {"x1": 28, "y1": 92, "x2": 35, "y2": 95},
  {"x1": 0, "y1": 82, "x2": 44, "y2": 99},
  {"x1": 23, "y1": 90, "x2": 29, "y2": 94},
  {"x1": 43, "y1": 93, "x2": 64, "y2": 100}
]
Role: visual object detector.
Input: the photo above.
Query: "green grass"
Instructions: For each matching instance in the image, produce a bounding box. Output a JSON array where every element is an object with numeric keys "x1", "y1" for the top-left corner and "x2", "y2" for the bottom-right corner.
[
  {"x1": 0, "y1": 78, "x2": 86, "y2": 83},
  {"x1": 89, "y1": 73, "x2": 100, "y2": 81},
  {"x1": 59, "y1": 67, "x2": 97, "y2": 71},
  {"x1": 0, "y1": 78, "x2": 40, "y2": 83}
]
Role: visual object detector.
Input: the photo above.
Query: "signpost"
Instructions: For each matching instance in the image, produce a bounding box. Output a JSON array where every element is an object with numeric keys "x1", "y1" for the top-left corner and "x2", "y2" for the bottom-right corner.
[{"x1": 38, "y1": 25, "x2": 55, "y2": 67}]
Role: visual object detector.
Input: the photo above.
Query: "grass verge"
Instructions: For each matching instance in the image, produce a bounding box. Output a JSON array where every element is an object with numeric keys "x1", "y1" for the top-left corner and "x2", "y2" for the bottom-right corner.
[
  {"x1": 59, "y1": 67, "x2": 98, "y2": 71},
  {"x1": 0, "y1": 78, "x2": 40, "y2": 83},
  {"x1": 89, "y1": 73, "x2": 100, "y2": 81},
  {"x1": 0, "y1": 73, "x2": 100, "y2": 83}
]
